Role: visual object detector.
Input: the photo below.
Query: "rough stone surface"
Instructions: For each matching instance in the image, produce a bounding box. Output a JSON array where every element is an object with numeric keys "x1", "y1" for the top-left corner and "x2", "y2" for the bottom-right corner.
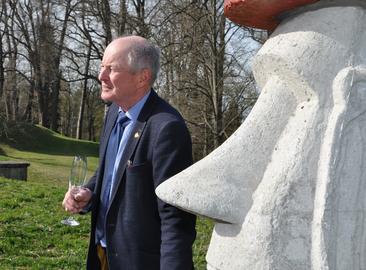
[{"x1": 156, "y1": 5, "x2": 366, "y2": 270}]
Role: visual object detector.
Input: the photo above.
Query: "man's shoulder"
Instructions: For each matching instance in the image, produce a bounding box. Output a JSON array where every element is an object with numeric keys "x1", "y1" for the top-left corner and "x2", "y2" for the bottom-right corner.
[{"x1": 150, "y1": 96, "x2": 185, "y2": 123}]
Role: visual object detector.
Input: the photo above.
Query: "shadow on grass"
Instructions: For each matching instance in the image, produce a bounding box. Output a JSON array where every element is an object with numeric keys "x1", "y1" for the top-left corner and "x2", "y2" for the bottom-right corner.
[{"x1": 3, "y1": 122, "x2": 99, "y2": 157}]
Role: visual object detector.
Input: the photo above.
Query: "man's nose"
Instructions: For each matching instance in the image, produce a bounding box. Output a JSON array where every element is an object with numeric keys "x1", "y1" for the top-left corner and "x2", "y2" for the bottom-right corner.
[{"x1": 99, "y1": 68, "x2": 109, "y2": 82}]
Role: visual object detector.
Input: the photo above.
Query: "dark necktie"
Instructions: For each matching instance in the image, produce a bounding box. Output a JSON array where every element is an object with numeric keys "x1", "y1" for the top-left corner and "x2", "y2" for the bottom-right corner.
[{"x1": 96, "y1": 112, "x2": 130, "y2": 244}]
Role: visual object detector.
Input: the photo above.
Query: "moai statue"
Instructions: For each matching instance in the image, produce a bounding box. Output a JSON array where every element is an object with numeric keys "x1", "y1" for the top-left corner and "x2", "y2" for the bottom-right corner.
[{"x1": 156, "y1": 1, "x2": 366, "y2": 269}]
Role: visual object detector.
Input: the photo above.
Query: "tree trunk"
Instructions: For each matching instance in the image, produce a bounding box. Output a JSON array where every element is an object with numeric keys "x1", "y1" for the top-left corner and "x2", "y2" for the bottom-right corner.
[
  {"x1": 23, "y1": 82, "x2": 35, "y2": 122},
  {"x1": 118, "y1": 0, "x2": 127, "y2": 36},
  {"x1": 0, "y1": 37, "x2": 4, "y2": 104},
  {"x1": 50, "y1": 0, "x2": 73, "y2": 131},
  {"x1": 101, "y1": 0, "x2": 113, "y2": 45},
  {"x1": 0, "y1": 0, "x2": 7, "y2": 104},
  {"x1": 5, "y1": 21, "x2": 18, "y2": 122},
  {"x1": 133, "y1": 0, "x2": 148, "y2": 37},
  {"x1": 76, "y1": 42, "x2": 92, "y2": 139}
]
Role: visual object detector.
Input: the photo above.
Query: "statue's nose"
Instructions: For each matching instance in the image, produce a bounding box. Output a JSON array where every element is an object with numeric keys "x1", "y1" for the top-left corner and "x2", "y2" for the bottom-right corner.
[{"x1": 156, "y1": 75, "x2": 297, "y2": 224}]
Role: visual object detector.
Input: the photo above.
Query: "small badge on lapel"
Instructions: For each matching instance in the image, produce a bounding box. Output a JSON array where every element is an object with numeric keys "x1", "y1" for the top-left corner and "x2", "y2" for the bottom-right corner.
[
  {"x1": 134, "y1": 132, "x2": 140, "y2": 139},
  {"x1": 127, "y1": 160, "x2": 132, "y2": 167}
]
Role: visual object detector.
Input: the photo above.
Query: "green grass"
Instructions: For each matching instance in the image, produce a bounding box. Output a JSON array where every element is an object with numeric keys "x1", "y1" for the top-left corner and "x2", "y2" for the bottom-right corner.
[
  {"x1": 0, "y1": 178, "x2": 90, "y2": 269},
  {"x1": 0, "y1": 123, "x2": 213, "y2": 269}
]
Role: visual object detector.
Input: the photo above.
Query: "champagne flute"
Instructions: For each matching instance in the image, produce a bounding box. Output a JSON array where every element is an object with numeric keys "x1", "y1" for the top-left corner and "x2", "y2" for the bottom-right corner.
[{"x1": 61, "y1": 155, "x2": 87, "y2": 226}]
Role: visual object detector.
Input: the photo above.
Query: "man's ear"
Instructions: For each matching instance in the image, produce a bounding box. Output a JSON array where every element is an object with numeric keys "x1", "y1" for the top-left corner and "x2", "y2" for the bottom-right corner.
[{"x1": 139, "y1": 68, "x2": 152, "y2": 85}]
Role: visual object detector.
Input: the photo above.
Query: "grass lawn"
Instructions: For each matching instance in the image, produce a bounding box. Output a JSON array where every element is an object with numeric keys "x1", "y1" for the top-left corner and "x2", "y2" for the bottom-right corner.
[{"x1": 0, "y1": 123, "x2": 213, "y2": 269}]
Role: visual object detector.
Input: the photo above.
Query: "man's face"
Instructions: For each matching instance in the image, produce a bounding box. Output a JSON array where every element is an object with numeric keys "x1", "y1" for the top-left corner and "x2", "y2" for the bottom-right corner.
[{"x1": 98, "y1": 41, "x2": 141, "y2": 109}]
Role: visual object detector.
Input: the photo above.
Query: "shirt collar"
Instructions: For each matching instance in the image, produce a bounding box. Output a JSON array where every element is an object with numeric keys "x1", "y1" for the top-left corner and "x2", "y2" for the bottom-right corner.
[{"x1": 118, "y1": 90, "x2": 151, "y2": 121}]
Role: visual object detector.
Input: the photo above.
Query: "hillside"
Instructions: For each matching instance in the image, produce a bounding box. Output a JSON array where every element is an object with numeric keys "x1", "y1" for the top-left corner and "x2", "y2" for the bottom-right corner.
[
  {"x1": 0, "y1": 122, "x2": 99, "y2": 156},
  {"x1": 0, "y1": 122, "x2": 99, "y2": 183}
]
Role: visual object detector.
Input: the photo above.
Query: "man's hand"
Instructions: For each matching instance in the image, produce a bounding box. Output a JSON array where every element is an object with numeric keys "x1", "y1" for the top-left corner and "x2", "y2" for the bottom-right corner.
[{"x1": 62, "y1": 187, "x2": 93, "y2": 214}]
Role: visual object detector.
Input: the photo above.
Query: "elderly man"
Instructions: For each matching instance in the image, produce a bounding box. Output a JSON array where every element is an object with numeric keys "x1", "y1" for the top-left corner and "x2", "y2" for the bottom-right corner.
[{"x1": 62, "y1": 35, "x2": 196, "y2": 270}]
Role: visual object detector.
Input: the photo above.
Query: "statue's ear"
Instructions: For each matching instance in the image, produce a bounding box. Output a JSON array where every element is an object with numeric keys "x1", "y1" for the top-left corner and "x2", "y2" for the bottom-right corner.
[
  {"x1": 312, "y1": 65, "x2": 366, "y2": 269},
  {"x1": 346, "y1": 67, "x2": 366, "y2": 119},
  {"x1": 331, "y1": 66, "x2": 366, "y2": 113}
]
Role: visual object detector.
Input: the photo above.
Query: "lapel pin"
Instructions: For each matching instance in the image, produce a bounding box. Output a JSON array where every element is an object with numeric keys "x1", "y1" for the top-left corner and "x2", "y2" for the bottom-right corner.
[
  {"x1": 134, "y1": 132, "x2": 140, "y2": 139},
  {"x1": 127, "y1": 160, "x2": 132, "y2": 167}
]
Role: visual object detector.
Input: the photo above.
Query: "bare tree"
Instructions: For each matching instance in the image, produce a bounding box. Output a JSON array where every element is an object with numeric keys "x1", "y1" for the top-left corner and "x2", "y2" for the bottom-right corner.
[
  {"x1": 1, "y1": 0, "x2": 263, "y2": 154},
  {"x1": 7, "y1": 0, "x2": 72, "y2": 129},
  {"x1": 3, "y1": 0, "x2": 19, "y2": 122},
  {"x1": 49, "y1": 0, "x2": 74, "y2": 130},
  {"x1": 154, "y1": 0, "x2": 259, "y2": 158},
  {"x1": 76, "y1": 12, "x2": 93, "y2": 139}
]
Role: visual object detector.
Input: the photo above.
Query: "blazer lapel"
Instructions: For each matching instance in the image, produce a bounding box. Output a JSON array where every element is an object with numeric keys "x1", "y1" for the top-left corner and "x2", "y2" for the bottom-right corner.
[
  {"x1": 96, "y1": 105, "x2": 119, "y2": 194},
  {"x1": 101, "y1": 107, "x2": 119, "y2": 162}
]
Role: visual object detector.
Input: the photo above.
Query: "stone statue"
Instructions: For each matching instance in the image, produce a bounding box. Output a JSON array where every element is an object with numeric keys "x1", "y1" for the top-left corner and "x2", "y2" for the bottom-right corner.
[{"x1": 156, "y1": 1, "x2": 366, "y2": 269}]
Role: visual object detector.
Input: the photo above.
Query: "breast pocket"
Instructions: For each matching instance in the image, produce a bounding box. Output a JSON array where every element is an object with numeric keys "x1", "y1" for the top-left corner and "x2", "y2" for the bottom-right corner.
[
  {"x1": 125, "y1": 163, "x2": 154, "y2": 201},
  {"x1": 126, "y1": 162, "x2": 150, "y2": 176}
]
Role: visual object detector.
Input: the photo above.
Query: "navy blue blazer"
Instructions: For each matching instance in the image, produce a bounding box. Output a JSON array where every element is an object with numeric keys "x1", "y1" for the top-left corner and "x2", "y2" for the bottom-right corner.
[{"x1": 85, "y1": 90, "x2": 196, "y2": 270}]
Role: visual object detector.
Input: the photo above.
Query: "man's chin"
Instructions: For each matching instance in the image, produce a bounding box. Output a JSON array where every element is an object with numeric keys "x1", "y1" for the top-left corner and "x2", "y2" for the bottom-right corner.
[{"x1": 101, "y1": 92, "x2": 113, "y2": 103}]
